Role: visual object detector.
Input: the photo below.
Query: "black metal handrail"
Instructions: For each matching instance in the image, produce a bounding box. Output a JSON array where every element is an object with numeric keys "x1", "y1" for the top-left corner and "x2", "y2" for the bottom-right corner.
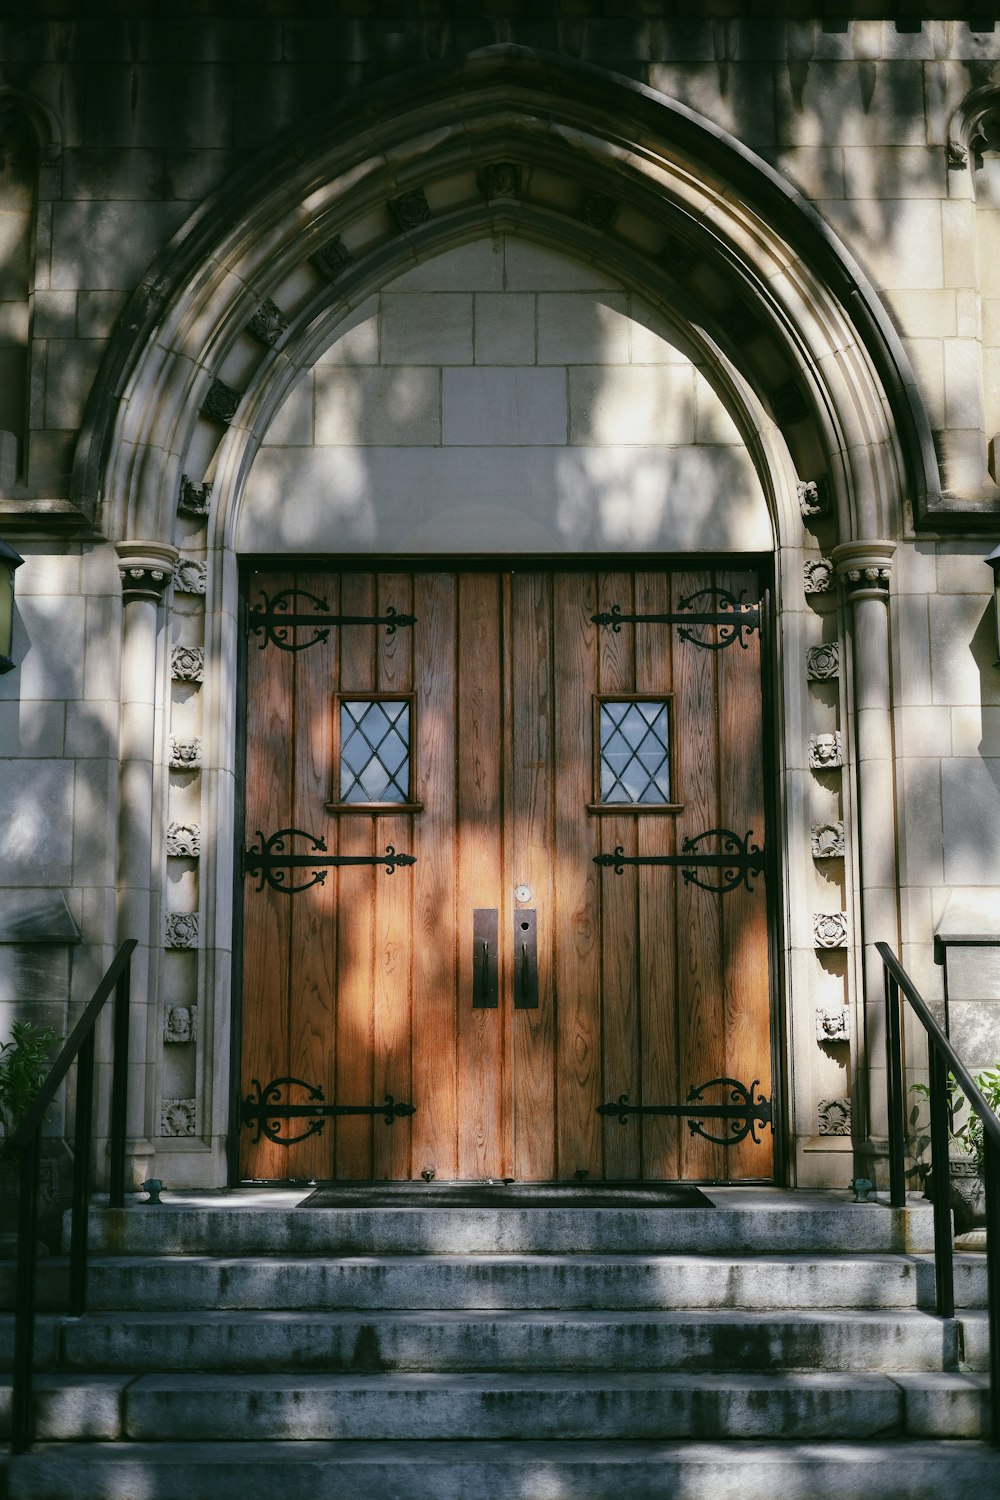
[
  {"x1": 878, "y1": 940, "x2": 1000, "y2": 1447},
  {"x1": 7, "y1": 938, "x2": 136, "y2": 1455}
]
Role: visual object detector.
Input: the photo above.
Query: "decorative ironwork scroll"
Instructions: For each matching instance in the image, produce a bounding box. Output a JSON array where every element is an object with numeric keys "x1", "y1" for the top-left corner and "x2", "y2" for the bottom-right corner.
[
  {"x1": 597, "y1": 1076, "x2": 772, "y2": 1148},
  {"x1": 247, "y1": 589, "x2": 416, "y2": 652},
  {"x1": 591, "y1": 588, "x2": 759, "y2": 651},
  {"x1": 244, "y1": 828, "x2": 416, "y2": 895},
  {"x1": 240, "y1": 1076, "x2": 416, "y2": 1146},
  {"x1": 594, "y1": 827, "x2": 764, "y2": 894}
]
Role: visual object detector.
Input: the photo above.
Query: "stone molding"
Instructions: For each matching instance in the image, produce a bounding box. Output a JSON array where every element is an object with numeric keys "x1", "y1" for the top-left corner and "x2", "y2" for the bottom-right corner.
[
  {"x1": 832, "y1": 540, "x2": 895, "y2": 601},
  {"x1": 116, "y1": 541, "x2": 179, "y2": 604}
]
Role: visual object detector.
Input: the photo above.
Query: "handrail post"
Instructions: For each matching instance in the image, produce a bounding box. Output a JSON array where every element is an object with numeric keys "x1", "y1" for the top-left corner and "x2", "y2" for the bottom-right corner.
[
  {"x1": 109, "y1": 957, "x2": 131, "y2": 1210},
  {"x1": 884, "y1": 967, "x2": 907, "y2": 1207},
  {"x1": 985, "y1": 1134, "x2": 1000, "y2": 1448},
  {"x1": 10, "y1": 1132, "x2": 40, "y2": 1455},
  {"x1": 928, "y1": 1040, "x2": 955, "y2": 1317},
  {"x1": 68, "y1": 1027, "x2": 96, "y2": 1316}
]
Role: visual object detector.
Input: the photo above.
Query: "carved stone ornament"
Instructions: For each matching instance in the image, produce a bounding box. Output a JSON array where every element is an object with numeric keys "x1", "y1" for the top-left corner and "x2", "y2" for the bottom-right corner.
[
  {"x1": 843, "y1": 565, "x2": 891, "y2": 595},
  {"x1": 816, "y1": 1006, "x2": 850, "y2": 1044},
  {"x1": 119, "y1": 564, "x2": 172, "y2": 603},
  {"x1": 160, "y1": 1098, "x2": 196, "y2": 1137},
  {"x1": 814, "y1": 911, "x2": 849, "y2": 949},
  {"x1": 657, "y1": 235, "x2": 698, "y2": 277},
  {"x1": 170, "y1": 645, "x2": 205, "y2": 683},
  {"x1": 178, "y1": 475, "x2": 211, "y2": 519},
  {"x1": 174, "y1": 558, "x2": 207, "y2": 595},
  {"x1": 166, "y1": 822, "x2": 201, "y2": 858},
  {"x1": 947, "y1": 139, "x2": 969, "y2": 170},
  {"x1": 168, "y1": 736, "x2": 202, "y2": 771},
  {"x1": 388, "y1": 189, "x2": 431, "y2": 231},
  {"x1": 165, "y1": 912, "x2": 199, "y2": 949},
  {"x1": 808, "y1": 731, "x2": 843, "y2": 769},
  {"x1": 164, "y1": 1005, "x2": 197, "y2": 1044},
  {"x1": 580, "y1": 193, "x2": 619, "y2": 231},
  {"x1": 811, "y1": 821, "x2": 845, "y2": 859},
  {"x1": 803, "y1": 558, "x2": 834, "y2": 594},
  {"x1": 797, "y1": 479, "x2": 828, "y2": 520},
  {"x1": 484, "y1": 161, "x2": 521, "y2": 199},
  {"x1": 247, "y1": 298, "x2": 289, "y2": 348},
  {"x1": 199, "y1": 378, "x2": 241, "y2": 426},
  {"x1": 818, "y1": 1097, "x2": 852, "y2": 1136},
  {"x1": 313, "y1": 235, "x2": 352, "y2": 281},
  {"x1": 806, "y1": 644, "x2": 840, "y2": 681},
  {"x1": 772, "y1": 380, "x2": 809, "y2": 424}
]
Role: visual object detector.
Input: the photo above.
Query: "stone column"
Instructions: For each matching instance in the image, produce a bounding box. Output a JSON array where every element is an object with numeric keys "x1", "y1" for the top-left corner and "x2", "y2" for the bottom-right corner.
[
  {"x1": 115, "y1": 541, "x2": 178, "y2": 1190},
  {"x1": 831, "y1": 540, "x2": 899, "y2": 1174}
]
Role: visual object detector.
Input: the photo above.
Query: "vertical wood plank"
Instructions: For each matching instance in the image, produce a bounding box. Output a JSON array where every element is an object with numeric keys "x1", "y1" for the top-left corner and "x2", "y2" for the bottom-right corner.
[
  {"x1": 635, "y1": 571, "x2": 680, "y2": 1180},
  {"x1": 552, "y1": 571, "x2": 602, "y2": 1180},
  {"x1": 240, "y1": 569, "x2": 296, "y2": 1181},
  {"x1": 716, "y1": 566, "x2": 773, "y2": 1180},
  {"x1": 511, "y1": 572, "x2": 556, "y2": 1181},
  {"x1": 373, "y1": 573, "x2": 414, "y2": 1179},
  {"x1": 334, "y1": 574, "x2": 376, "y2": 1179},
  {"x1": 411, "y1": 573, "x2": 459, "y2": 1182},
  {"x1": 456, "y1": 573, "x2": 504, "y2": 1179},
  {"x1": 596, "y1": 572, "x2": 639, "y2": 1181}
]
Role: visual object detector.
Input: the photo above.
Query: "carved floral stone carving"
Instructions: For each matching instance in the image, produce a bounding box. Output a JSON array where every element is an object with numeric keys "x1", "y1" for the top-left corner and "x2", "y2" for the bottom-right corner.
[
  {"x1": 797, "y1": 479, "x2": 828, "y2": 520},
  {"x1": 580, "y1": 193, "x2": 619, "y2": 230},
  {"x1": 843, "y1": 564, "x2": 891, "y2": 595},
  {"x1": 388, "y1": 189, "x2": 430, "y2": 231},
  {"x1": 199, "y1": 378, "x2": 240, "y2": 426},
  {"x1": 803, "y1": 558, "x2": 834, "y2": 594},
  {"x1": 170, "y1": 646, "x2": 205, "y2": 683},
  {"x1": 818, "y1": 1097, "x2": 852, "y2": 1136},
  {"x1": 247, "y1": 298, "x2": 289, "y2": 347},
  {"x1": 166, "y1": 822, "x2": 201, "y2": 857},
  {"x1": 814, "y1": 911, "x2": 849, "y2": 949},
  {"x1": 806, "y1": 644, "x2": 840, "y2": 681},
  {"x1": 816, "y1": 1006, "x2": 850, "y2": 1043},
  {"x1": 174, "y1": 559, "x2": 207, "y2": 595},
  {"x1": 165, "y1": 912, "x2": 199, "y2": 949},
  {"x1": 485, "y1": 161, "x2": 521, "y2": 199},
  {"x1": 178, "y1": 475, "x2": 211, "y2": 519},
  {"x1": 160, "y1": 1098, "x2": 196, "y2": 1137},
  {"x1": 164, "y1": 1005, "x2": 197, "y2": 1044},
  {"x1": 313, "y1": 235, "x2": 352, "y2": 281},
  {"x1": 811, "y1": 822, "x2": 845, "y2": 859},
  {"x1": 168, "y1": 736, "x2": 202, "y2": 770},
  {"x1": 119, "y1": 564, "x2": 171, "y2": 602},
  {"x1": 808, "y1": 731, "x2": 843, "y2": 769}
]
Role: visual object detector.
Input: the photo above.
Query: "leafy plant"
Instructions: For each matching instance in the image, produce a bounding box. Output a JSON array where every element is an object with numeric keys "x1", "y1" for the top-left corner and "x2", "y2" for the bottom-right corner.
[
  {"x1": 908, "y1": 1068, "x2": 1000, "y2": 1183},
  {"x1": 0, "y1": 1021, "x2": 61, "y2": 1159}
]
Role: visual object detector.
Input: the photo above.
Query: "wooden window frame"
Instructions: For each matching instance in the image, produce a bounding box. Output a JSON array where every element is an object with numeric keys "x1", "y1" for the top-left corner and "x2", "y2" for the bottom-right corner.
[
  {"x1": 326, "y1": 691, "x2": 423, "y2": 814},
  {"x1": 588, "y1": 692, "x2": 682, "y2": 814}
]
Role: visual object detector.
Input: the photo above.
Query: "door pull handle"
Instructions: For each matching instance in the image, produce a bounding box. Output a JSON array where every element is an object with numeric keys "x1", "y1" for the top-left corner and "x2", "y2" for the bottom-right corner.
[
  {"x1": 514, "y1": 909, "x2": 538, "y2": 1010},
  {"x1": 472, "y1": 909, "x2": 498, "y2": 1008}
]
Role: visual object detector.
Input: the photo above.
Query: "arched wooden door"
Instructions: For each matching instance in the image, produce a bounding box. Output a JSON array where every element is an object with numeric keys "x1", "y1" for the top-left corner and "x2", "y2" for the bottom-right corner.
[{"x1": 238, "y1": 565, "x2": 774, "y2": 1182}]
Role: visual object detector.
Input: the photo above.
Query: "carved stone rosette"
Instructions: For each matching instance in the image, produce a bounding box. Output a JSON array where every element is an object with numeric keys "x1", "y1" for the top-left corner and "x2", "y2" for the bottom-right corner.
[
  {"x1": 388, "y1": 189, "x2": 430, "y2": 231},
  {"x1": 166, "y1": 822, "x2": 201, "y2": 857},
  {"x1": 165, "y1": 912, "x2": 199, "y2": 949},
  {"x1": 808, "y1": 731, "x2": 843, "y2": 769},
  {"x1": 170, "y1": 645, "x2": 205, "y2": 683},
  {"x1": 813, "y1": 911, "x2": 849, "y2": 949},
  {"x1": 313, "y1": 235, "x2": 352, "y2": 281},
  {"x1": 818, "y1": 1098, "x2": 852, "y2": 1136},
  {"x1": 199, "y1": 378, "x2": 240, "y2": 426},
  {"x1": 806, "y1": 644, "x2": 840, "y2": 681},
  {"x1": 580, "y1": 193, "x2": 619, "y2": 230},
  {"x1": 160, "y1": 1098, "x2": 196, "y2": 1136},
  {"x1": 811, "y1": 821, "x2": 845, "y2": 859}
]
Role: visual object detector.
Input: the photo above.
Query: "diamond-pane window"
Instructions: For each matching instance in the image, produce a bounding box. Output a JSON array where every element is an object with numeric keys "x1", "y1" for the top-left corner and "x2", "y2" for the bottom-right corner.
[
  {"x1": 599, "y1": 698, "x2": 671, "y2": 805},
  {"x1": 339, "y1": 699, "x2": 411, "y2": 804}
]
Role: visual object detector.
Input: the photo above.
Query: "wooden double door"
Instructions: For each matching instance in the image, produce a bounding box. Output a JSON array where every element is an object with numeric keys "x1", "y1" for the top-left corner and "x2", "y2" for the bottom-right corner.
[{"x1": 239, "y1": 566, "x2": 774, "y2": 1183}]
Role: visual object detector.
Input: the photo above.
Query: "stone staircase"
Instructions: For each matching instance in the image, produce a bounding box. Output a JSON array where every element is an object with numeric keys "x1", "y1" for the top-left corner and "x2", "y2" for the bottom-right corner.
[{"x1": 1, "y1": 1190, "x2": 996, "y2": 1498}]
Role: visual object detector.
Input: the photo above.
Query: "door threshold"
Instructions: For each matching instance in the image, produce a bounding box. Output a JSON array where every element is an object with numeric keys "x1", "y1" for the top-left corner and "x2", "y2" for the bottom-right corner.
[{"x1": 296, "y1": 1181, "x2": 715, "y2": 1208}]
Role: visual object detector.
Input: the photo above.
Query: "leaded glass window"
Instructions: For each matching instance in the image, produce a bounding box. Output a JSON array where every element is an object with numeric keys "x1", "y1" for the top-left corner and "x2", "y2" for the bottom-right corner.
[
  {"x1": 338, "y1": 698, "x2": 411, "y2": 804},
  {"x1": 597, "y1": 697, "x2": 672, "y2": 805}
]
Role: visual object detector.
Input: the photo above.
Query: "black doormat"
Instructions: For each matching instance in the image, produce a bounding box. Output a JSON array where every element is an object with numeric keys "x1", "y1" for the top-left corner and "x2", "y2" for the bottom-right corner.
[{"x1": 298, "y1": 1182, "x2": 713, "y2": 1208}]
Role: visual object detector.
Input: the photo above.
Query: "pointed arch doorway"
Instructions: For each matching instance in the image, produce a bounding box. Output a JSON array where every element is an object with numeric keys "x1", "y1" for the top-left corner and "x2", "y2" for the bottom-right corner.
[{"x1": 238, "y1": 559, "x2": 775, "y2": 1184}]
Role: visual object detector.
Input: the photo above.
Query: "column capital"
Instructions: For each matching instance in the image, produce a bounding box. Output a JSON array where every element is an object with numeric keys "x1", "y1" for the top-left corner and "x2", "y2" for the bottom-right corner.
[
  {"x1": 116, "y1": 541, "x2": 179, "y2": 603},
  {"x1": 831, "y1": 540, "x2": 895, "y2": 602}
]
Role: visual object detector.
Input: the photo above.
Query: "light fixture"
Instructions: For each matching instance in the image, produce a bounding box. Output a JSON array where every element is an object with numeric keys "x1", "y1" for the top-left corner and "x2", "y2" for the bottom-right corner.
[
  {"x1": 986, "y1": 544, "x2": 1000, "y2": 669},
  {"x1": 0, "y1": 539, "x2": 23, "y2": 673}
]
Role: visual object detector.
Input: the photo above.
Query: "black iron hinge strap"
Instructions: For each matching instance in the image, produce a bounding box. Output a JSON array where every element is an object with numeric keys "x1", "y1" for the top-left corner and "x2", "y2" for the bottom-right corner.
[
  {"x1": 592, "y1": 588, "x2": 760, "y2": 651},
  {"x1": 244, "y1": 828, "x2": 415, "y2": 895},
  {"x1": 248, "y1": 589, "x2": 416, "y2": 651},
  {"x1": 597, "y1": 1076, "x2": 772, "y2": 1148},
  {"x1": 241, "y1": 1077, "x2": 415, "y2": 1146},
  {"x1": 594, "y1": 827, "x2": 764, "y2": 894}
]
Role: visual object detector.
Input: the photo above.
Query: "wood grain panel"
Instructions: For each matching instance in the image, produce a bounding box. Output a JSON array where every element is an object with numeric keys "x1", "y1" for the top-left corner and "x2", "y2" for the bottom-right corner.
[
  {"x1": 240, "y1": 568, "x2": 296, "y2": 1180},
  {"x1": 373, "y1": 574, "x2": 414, "y2": 1179},
  {"x1": 287, "y1": 570, "x2": 339, "y2": 1181},
  {"x1": 334, "y1": 574, "x2": 376, "y2": 1179},
  {"x1": 673, "y1": 569, "x2": 726, "y2": 1181},
  {"x1": 411, "y1": 573, "x2": 458, "y2": 1181},
  {"x1": 456, "y1": 572, "x2": 504, "y2": 1179},
  {"x1": 717, "y1": 566, "x2": 773, "y2": 1180},
  {"x1": 635, "y1": 571, "x2": 680, "y2": 1179},
  {"x1": 552, "y1": 572, "x2": 602, "y2": 1180},
  {"x1": 511, "y1": 572, "x2": 555, "y2": 1181},
  {"x1": 596, "y1": 572, "x2": 639, "y2": 1181}
]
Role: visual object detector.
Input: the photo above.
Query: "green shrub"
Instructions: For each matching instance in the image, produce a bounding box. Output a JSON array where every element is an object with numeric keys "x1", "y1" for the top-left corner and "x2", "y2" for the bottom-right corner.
[{"x1": 0, "y1": 1022, "x2": 61, "y2": 1158}]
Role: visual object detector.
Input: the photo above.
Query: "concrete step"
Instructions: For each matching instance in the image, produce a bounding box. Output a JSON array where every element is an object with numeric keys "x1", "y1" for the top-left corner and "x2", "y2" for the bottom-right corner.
[
  {"x1": 6, "y1": 1251, "x2": 984, "y2": 1313},
  {"x1": 6, "y1": 1439, "x2": 1000, "y2": 1500},
  {"x1": 79, "y1": 1201, "x2": 937, "y2": 1257},
  {"x1": 8, "y1": 1307, "x2": 977, "y2": 1375},
  {"x1": 0, "y1": 1370, "x2": 991, "y2": 1443}
]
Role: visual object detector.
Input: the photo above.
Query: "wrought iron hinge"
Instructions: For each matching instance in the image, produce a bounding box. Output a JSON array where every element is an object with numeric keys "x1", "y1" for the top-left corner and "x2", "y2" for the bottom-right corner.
[
  {"x1": 247, "y1": 588, "x2": 416, "y2": 652},
  {"x1": 594, "y1": 827, "x2": 764, "y2": 895},
  {"x1": 597, "y1": 1076, "x2": 772, "y2": 1148},
  {"x1": 244, "y1": 827, "x2": 416, "y2": 895},
  {"x1": 241, "y1": 1076, "x2": 415, "y2": 1146},
  {"x1": 592, "y1": 587, "x2": 760, "y2": 651}
]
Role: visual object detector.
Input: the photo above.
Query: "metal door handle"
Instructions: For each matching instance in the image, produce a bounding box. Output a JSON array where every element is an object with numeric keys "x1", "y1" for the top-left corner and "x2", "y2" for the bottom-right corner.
[
  {"x1": 514, "y1": 909, "x2": 538, "y2": 1009},
  {"x1": 472, "y1": 909, "x2": 498, "y2": 1008}
]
